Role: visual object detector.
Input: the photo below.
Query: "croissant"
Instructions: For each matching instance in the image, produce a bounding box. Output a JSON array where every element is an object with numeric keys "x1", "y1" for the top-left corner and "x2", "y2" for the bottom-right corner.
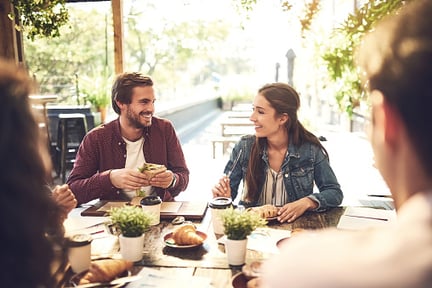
[
  {"x1": 78, "y1": 259, "x2": 133, "y2": 284},
  {"x1": 171, "y1": 224, "x2": 203, "y2": 245}
]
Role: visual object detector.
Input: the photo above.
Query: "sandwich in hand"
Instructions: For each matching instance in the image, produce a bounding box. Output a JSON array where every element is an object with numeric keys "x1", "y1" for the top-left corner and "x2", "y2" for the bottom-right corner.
[{"x1": 138, "y1": 163, "x2": 167, "y2": 180}]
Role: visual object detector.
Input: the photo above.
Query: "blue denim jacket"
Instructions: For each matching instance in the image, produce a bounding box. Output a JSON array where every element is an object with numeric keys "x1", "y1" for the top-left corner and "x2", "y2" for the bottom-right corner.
[{"x1": 224, "y1": 135, "x2": 343, "y2": 211}]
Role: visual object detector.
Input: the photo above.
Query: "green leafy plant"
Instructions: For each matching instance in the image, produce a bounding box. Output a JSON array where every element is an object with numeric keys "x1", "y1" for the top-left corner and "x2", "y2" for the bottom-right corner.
[
  {"x1": 322, "y1": 0, "x2": 409, "y2": 116},
  {"x1": 109, "y1": 205, "x2": 153, "y2": 237},
  {"x1": 85, "y1": 93, "x2": 110, "y2": 110},
  {"x1": 10, "y1": 0, "x2": 69, "y2": 40},
  {"x1": 221, "y1": 207, "x2": 266, "y2": 240}
]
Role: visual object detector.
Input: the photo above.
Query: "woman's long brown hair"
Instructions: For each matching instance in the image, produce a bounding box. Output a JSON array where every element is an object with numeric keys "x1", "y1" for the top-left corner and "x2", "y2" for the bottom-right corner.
[{"x1": 244, "y1": 83, "x2": 328, "y2": 203}]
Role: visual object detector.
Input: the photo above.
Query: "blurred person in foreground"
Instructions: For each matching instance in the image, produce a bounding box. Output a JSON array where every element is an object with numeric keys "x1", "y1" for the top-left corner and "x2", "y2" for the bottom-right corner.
[
  {"x1": 212, "y1": 83, "x2": 343, "y2": 222},
  {"x1": 0, "y1": 58, "x2": 71, "y2": 287},
  {"x1": 67, "y1": 73, "x2": 189, "y2": 205},
  {"x1": 262, "y1": 0, "x2": 432, "y2": 287}
]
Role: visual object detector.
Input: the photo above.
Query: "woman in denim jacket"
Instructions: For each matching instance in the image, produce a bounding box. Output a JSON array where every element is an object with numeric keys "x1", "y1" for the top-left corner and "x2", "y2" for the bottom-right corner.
[{"x1": 212, "y1": 83, "x2": 343, "y2": 223}]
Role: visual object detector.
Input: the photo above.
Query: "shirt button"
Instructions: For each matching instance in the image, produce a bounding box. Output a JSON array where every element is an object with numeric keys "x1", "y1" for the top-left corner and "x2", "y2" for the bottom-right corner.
[
  {"x1": 123, "y1": 154, "x2": 126, "y2": 158},
  {"x1": 118, "y1": 142, "x2": 121, "y2": 145},
  {"x1": 116, "y1": 191, "x2": 120, "y2": 195},
  {"x1": 284, "y1": 173, "x2": 289, "y2": 178}
]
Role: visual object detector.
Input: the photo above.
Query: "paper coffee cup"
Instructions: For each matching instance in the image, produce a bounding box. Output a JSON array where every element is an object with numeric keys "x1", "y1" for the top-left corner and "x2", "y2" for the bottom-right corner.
[
  {"x1": 67, "y1": 234, "x2": 92, "y2": 273},
  {"x1": 140, "y1": 195, "x2": 162, "y2": 225},
  {"x1": 208, "y1": 197, "x2": 232, "y2": 235}
]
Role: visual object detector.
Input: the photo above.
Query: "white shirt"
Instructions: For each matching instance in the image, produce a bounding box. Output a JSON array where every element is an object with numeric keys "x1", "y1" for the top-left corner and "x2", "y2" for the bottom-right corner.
[
  {"x1": 123, "y1": 137, "x2": 152, "y2": 199},
  {"x1": 262, "y1": 191, "x2": 432, "y2": 288}
]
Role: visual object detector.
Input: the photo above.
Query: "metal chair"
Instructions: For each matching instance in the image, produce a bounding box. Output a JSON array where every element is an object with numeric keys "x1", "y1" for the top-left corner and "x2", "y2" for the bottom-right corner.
[{"x1": 55, "y1": 113, "x2": 88, "y2": 182}]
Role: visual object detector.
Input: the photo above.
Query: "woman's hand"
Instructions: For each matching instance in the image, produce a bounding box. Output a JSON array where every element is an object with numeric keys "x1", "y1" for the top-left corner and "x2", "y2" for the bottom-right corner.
[
  {"x1": 211, "y1": 175, "x2": 231, "y2": 198},
  {"x1": 277, "y1": 197, "x2": 318, "y2": 223},
  {"x1": 52, "y1": 184, "x2": 77, "y2": 220}
]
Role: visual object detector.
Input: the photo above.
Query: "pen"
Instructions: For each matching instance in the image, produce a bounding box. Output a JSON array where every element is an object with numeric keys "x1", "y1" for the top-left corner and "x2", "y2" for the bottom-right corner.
[
  {"x1": 345, "y1": 215, "x2": 388, "y2": 221},
  {"x1": 367, "y1": 194, "x2": 393, "y2": 198},
  {"x1": 226, "y1": 149, "x2": 242, "y2": 178}
]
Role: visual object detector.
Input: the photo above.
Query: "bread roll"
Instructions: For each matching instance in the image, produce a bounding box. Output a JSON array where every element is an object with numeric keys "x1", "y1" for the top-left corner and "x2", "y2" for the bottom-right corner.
[
  {"x1": 171, "y1": 224, "x2": 204, "y2": 245},
  {"x1": 78, "y1": 259, "x2": 133, "y2": 284}
]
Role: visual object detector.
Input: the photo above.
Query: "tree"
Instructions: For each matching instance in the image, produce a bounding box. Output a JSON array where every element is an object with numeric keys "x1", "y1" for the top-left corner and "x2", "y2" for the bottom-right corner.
[
  {"x1": 9, "y1": 0, "x2": 69, "y2": 40},
  {"x1": 24, "y1": 5, "x2": 113, "y2": 104},
  {"x1": 322, "y1": 0, "x2": 411, "y2": 115},
  {"x1": 234, "y1": 0, "x2": 411, "y2": 116}
]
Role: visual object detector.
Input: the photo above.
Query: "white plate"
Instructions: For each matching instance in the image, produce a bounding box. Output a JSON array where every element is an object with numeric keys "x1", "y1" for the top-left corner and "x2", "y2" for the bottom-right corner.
[
  {"x1": 163, "y1": 231, "x2": 207, "y2": 248},
  {"x1": 265, "y1": 216, "x2": 279, "y2": 221}
]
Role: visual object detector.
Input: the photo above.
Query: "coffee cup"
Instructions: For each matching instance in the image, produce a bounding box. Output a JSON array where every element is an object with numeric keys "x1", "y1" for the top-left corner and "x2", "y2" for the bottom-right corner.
[
  {"x1": 208, "y1": 197, "x2": 232, "y2": 235},
  {"x1": 67, "y1": 234, "x2": 92, "y2": 273},
  {"x1": 140, "y1": 195, "x2": 162, "y2": 225}
]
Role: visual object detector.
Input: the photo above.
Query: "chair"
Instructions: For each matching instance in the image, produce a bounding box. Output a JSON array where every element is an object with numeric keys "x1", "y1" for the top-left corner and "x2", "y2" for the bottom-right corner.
[{"x1": 55, "y1": 113, "x2": 88, "y2": 182}]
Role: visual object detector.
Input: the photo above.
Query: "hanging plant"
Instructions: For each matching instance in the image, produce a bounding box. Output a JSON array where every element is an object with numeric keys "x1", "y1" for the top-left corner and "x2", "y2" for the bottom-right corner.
[
  {"x1": 9, "y1": 0, "x2": 69, "y2": 40},
  {"x1": 322, "y1": 0, "x2": 411, "y2": 116}
]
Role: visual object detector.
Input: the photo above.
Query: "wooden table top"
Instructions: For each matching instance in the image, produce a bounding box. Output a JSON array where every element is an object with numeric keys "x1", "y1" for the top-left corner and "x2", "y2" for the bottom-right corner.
[{"x1": 62, "y1": 205, "x2": 345, "y2": 287}]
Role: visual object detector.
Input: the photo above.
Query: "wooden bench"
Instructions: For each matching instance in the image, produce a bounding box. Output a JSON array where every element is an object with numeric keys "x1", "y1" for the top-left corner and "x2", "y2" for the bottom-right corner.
[{"x1": 210, "y1": 136, "x2": 239, "y2": 159}]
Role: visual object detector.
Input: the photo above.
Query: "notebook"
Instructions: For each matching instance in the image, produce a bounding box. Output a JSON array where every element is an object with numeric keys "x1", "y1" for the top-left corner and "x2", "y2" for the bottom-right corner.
[{"x1": 80, "y1": 200, "x2": 208, "y2": 220}]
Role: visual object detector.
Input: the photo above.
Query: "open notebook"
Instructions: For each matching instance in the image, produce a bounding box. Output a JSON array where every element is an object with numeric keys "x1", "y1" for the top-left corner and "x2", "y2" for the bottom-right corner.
[{"x1": 80, "y1": 200, "x2": 208, "y2": 220}]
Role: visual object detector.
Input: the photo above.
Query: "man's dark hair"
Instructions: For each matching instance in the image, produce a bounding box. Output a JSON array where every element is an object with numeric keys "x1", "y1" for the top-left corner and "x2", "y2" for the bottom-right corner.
[{"x1": 111, "y1": 72, "x2": 153, "y2": 114}]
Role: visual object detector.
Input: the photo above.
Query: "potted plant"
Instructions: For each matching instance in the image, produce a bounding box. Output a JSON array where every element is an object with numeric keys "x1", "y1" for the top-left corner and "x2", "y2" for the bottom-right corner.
[
  {"x1": 85, "y1": 93, "x2": 110, "y2": 124},
  {"x1": 109, "y1": 205, "x2": 154, "y2": 262},
  {"x1": 221, "y1": 207, "x2": 266, "y2": 266}
]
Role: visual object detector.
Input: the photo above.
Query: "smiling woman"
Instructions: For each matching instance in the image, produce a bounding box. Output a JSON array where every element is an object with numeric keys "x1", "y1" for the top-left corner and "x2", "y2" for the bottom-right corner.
[{"x1": 212, "y1": 82, "x2": 343, "y2": 223}]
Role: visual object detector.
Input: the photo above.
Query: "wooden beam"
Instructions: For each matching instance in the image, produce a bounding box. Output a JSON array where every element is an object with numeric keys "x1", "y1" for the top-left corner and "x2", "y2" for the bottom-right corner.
[
  {"x1": 0, "y1": 0, "x2": 18, "y2": 62},
  {"x1": 111, "y1": 0, "x2": 124, "y2": 75}
]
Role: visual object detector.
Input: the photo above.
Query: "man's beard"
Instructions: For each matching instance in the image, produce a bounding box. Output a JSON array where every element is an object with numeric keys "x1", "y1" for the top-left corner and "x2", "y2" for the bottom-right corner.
[{"x1": 126, "y1": 107, "x2": 151, "y2": 129}]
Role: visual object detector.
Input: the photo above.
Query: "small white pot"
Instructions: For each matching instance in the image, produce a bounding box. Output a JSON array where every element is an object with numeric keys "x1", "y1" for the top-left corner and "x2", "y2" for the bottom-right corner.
[
  {"x1": 119, "y1": 234, "x2": 145, "y2": 262},
  {"x1": 225, "y1": 238, "x2": 248, "y2": 266}
]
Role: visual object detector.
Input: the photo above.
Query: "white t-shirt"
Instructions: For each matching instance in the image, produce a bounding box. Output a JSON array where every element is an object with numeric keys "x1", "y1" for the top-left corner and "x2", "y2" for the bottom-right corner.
[{"x1": 123, "y1": 137, "x2": 152, "y2": 199}]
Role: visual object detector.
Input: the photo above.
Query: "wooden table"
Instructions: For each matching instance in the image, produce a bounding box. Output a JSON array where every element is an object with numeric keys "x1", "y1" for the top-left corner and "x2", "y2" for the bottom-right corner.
[{"x1": 62, "y1": 206, "x2": 345, "y2": 287}]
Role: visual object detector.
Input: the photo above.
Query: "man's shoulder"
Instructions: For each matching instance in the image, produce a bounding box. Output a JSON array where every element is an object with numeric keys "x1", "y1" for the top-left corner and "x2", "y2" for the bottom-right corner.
[{"x1": 87, "y1": 119, "x2": 119, "y2": 138}]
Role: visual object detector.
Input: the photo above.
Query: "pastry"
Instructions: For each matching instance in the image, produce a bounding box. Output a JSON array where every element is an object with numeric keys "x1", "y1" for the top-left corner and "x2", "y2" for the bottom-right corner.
[
  {"x1": 138, "y1": 163, "x2": 167, "y2": 180},
  {"x1": 250, "y1": 204, "x2": 278, "y2": 219},
  {"x1": 78, "y1": 259, "x2": 133, "y2": 284},
  {"x1": 171, "y1": 223, "x2": 204, "y2": 245}
]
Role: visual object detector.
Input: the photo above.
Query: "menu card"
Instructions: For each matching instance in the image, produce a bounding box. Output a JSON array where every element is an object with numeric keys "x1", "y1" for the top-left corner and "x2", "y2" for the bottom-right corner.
[
  {"x1": 127, "y1": 267, "x2": 213, "y2": 288},
  {"x1": 337, "y1": 206, "x2": 397, "y2": 230}
]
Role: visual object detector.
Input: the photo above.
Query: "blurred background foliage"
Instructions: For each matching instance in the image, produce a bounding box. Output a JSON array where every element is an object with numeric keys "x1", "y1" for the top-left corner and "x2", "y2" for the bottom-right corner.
[{"x1": 15, "y1": 0, "x2": 412, "y2": 119}]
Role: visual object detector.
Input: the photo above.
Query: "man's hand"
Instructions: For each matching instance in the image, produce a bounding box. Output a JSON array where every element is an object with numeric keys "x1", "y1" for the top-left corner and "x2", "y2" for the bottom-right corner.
[
  {"x1": 109, "y1": 168, "x2": 150, "y2": 190},
  {"x1": 150, "y1": 170, "x2": 175, "y2": 189}
]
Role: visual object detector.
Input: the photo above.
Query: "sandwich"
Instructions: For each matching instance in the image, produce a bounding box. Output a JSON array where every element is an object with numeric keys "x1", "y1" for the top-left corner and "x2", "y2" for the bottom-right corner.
[{"x1": 138, "y1": 163, "x2": 167, "y2": 180}]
